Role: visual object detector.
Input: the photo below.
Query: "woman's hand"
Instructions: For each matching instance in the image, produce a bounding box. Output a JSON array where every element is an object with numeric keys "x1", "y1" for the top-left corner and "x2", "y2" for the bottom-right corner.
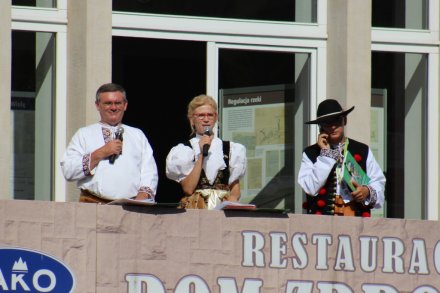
[{"x1": 198, "y1": 134, "x2": 213, "y2": 155}]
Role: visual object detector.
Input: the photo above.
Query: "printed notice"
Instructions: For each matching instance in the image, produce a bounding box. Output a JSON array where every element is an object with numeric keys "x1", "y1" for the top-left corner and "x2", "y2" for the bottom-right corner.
[{"x1": 219, "y1": 84, "x2": 295, "y2": 205}]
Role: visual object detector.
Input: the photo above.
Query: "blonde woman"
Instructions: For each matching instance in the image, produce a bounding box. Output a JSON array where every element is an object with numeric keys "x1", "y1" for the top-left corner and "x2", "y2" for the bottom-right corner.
[{"x1": 166, "y1": 95, "x2": 247, "y2": 209}]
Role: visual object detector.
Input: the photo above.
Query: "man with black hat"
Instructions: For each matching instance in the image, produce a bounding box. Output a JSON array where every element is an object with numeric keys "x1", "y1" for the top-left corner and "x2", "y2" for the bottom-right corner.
[{"x1": 298, "y1": 99, "x2": 386, "y2": 217}]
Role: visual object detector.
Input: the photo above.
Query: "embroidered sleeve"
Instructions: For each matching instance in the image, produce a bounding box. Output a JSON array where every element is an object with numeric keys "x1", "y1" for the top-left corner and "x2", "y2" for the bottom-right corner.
[
  {"x1": 366, "y1": 185, "x2": 378, "y2": 207},
  {"x1": 320, "y1": 148, "x2": 339, "y2": 160},
  {"x1": 138, "y1": 186, "x2": 154, "y2": 199},
  {"x1": 82, "y1": 154, "x2": 92, "y2": 176}
]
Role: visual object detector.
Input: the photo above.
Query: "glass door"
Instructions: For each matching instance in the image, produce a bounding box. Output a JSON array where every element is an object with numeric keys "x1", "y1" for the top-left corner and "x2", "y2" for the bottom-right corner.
[{"x1": 214, "y1": 46, "x2": 313, "y2": 212}]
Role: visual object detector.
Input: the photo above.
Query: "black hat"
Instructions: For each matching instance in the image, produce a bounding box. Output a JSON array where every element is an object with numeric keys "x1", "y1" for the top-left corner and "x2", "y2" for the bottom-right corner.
[{"x1": 305, "y1": 99, "x2": 355, "y2": 124}]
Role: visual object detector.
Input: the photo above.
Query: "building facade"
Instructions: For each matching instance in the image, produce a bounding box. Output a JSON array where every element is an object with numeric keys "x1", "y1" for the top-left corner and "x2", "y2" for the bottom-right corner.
[{"x1": 1, "y1": 0, "x2": 438, "y2": 220}]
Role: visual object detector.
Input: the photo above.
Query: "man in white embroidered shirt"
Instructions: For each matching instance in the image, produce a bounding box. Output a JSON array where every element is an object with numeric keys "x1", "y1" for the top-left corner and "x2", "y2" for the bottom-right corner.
[{"x1": 60, "y1": 83, "x2": 158, "y2": 203}]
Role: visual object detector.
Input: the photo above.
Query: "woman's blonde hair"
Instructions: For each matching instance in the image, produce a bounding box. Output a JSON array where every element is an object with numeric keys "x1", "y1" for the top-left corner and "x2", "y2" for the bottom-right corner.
[{"x1": 187, "y1": 94, "x2": 218, "y2": 135}]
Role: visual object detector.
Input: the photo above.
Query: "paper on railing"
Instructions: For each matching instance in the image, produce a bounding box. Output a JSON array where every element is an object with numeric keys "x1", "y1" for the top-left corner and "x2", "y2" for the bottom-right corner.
[
  {"x1": 107, "y1": 198, "x2": 156, "y2": 206},
  {"x1": 215, "y1": 201, "x2": 256, "y2": 210}
]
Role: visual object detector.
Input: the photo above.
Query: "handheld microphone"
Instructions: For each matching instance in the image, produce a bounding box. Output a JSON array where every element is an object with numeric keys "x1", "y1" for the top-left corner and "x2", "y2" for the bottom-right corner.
[
  {"x1": 109, "y1": 126, "x2": 124, "y2": 164},
  {"x1": 202, "y1": 126, "x2": 212, "y2": 157}
]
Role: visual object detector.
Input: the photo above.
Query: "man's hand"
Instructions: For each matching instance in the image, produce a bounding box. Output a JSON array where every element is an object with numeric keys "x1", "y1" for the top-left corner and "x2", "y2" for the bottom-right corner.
[
  {"x1": 134, "y1": 192, "x2": 153, "y2": 200},
  {"x1": 317, "y1": 133, "x2": 329, "y2": 149},
  {"x1": 351, "y1": 180, "x2": 369, "y2": 203},
  {"x1": 104, "y1": 140, "x2": 123, "y2": 157},
  {"x1": 90, "y1": 140, "x2": 123, "y2": 169}
]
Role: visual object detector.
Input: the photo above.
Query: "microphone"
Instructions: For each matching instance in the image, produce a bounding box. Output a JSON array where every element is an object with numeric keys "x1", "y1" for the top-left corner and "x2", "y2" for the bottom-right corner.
[
  {"x1": 109, "y1": 126, "x2": 124, "y2": 164},
  {"x1": 202, "y1": 126, "x2": 212, "y2": 157}
]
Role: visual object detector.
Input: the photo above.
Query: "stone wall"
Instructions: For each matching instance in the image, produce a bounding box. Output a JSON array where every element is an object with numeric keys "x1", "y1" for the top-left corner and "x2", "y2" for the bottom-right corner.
[{"x1": 0, "y1": 200, "x2": 439, "y2": 292}]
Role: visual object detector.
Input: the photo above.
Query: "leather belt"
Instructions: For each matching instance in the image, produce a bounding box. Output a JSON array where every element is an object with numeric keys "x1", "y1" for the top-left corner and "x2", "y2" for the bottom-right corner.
[
  {"x1": 334, "y1": 195, "x2": 356, "y2": 216},
  {"x1": 79, "y1": 189, "x2": 111, "y2": 204}
]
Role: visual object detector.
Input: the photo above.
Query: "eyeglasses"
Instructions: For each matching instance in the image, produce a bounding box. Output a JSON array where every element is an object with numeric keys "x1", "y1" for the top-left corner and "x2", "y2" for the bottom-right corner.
[
  {"x1": 101, "y1": 101, "x2": 125, "y2": 108},
  {"x1": 193, "y1": 112, "x2": 216, "y2": 120}
]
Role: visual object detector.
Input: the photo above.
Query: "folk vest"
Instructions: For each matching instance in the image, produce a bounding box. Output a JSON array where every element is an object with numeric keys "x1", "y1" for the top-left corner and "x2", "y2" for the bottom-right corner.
[
  {"x1": 303, "y1": 138, "x2": 372, "y2": 217},
  {"x1": 183, "y1": 140, "x2": 230, "y2": 189}
]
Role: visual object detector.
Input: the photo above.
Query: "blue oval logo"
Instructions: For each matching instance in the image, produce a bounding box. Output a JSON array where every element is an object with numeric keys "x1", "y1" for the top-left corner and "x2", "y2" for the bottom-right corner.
[{"x1": 0, "y1": 247, "x2": 75, "y2": 292}]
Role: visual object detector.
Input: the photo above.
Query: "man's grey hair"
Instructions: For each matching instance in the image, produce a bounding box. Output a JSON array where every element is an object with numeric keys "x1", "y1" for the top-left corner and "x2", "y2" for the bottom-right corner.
[{"x1": 95, "y1": 83, "x2": 127, "y2": 103}]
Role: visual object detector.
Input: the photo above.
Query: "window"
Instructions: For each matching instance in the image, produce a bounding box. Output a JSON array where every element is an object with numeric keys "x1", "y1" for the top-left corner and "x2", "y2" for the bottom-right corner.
[
  {"x1": 218, "y1": 48, "x2": 311, "y2": 210},
  {"x1": 372, "y1": 52, "x2": 427, "y2": 219},
  {"x1": 12, "y1": 0, "x2": 56, "y2": 8},
  {"x1": 372, "y1": 0, "x2": 428, "y2": 29},
  {"x1": 11, "y1": 30, "x2": 56, "y2": 200},
  {"x1": 113, "y1": 0, "x2": 317, "y2": 23}
]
